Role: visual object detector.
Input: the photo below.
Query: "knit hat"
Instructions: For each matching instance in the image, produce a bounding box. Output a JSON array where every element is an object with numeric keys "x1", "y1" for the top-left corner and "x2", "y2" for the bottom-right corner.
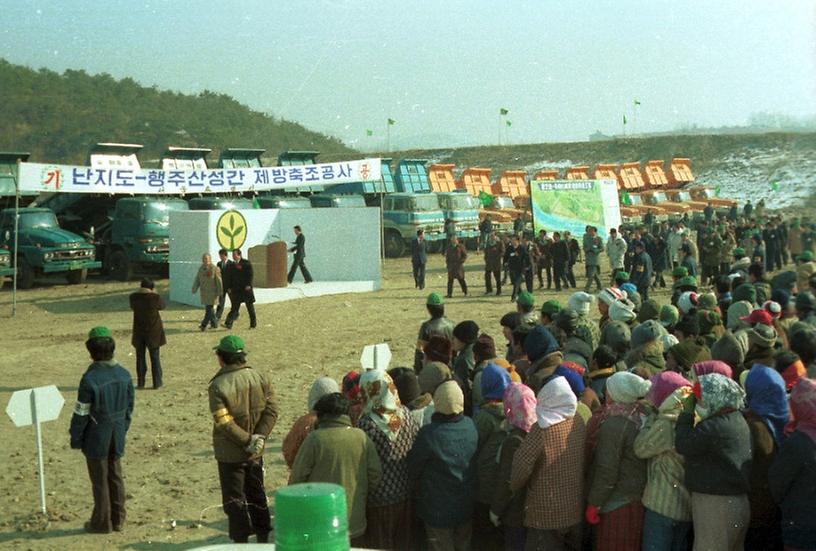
[
  {"x1": 308, "y1": 377, "x2": 341, "y2": 410},
  {"x1": 677, "y1": 276, "x2": 698, "y2": 290},
  {"x1": 481, "y1": 362, "x2": 512, "y2": 401},
  {"x1": 659, "y1": 305, "x2": 680, "y2": 329},
  {"x1": 668, "y1": 339, "x2": 711, "y2": 371},
  {"x1": 620, "y1": 282, "x2": 638, "y2": 297},
  {"x1": 734, "y1": 283, "x2": 757, "y2": 305},
  {"x1": 555, "y1": 308, "x2": 579, "y2": 334},
  {"x1": 516, "y1": 291, "x2": 534, "y2": 308},
  {"x1": 601, "y1": 320, "x2": 631, "y2": 356},
  {"x1": 697, "y1": 293, "x2": 718, "y2": 311},
  {"x1": 762, "y1": 301, "x2": 782, "y2": 320},
  {"x1": 568, "y1": 291, "x2": 595, "y2": 316},
  {"x1": 692, "y1": 360, "x2": 734, "y2": 380},
  {"x1": 697, "y1": 310, "x2": 723, "y2": 336},
  {"x1": 799, "y1": 251, "x2": 814, "y2": 262},
  {"x1": 606, "y1": 372, "x2": 651, "y2": 404},
  {"x1": 553, "y1": 364, "x2": 586, "y2": 396},
  {"x1": 563, "y1": 337, "x2": 593, "y2": 369},
  {"x1": 647, "y1": 371, "x2": 692, "y2": 409},
  {"x1": 672, "y1": 266, "x2": 689, "y2": 279},
  {"x1": 678, "y1": 291, "x2": 699, "y2": 315},
  {"x1": 417, "y1": 361, "x2": 452, "y2": 394},
  {"x1": 473, "y1": 334, "x2": 497, "y2": 365},
  {"x1": 661, "y1": 333, "x2": 680, "y2": 354},
  {"x1": 598, "y1": 287, "x2": 624, "y2": 307},
  {"x1": 710, "y1": 331, "x2": 747, "y2": 371},
  {"x1": 627, "y1": 290, "x2": 642, "y2": 312},
  {"x1": 748, "y1": 324, "x2": 778, "y2": 349},
  {"x1": 453, "y1": 321, "x2": 480, "y2": 345},
  {"x1": 426, "y1": 292, "x2": 444, "y2": 306},
  {"x1": 796, "y1": 291, "x2": 816, "y2": 312},
  {"x1": 388, "y1": 368, "x2": 422, "y2": 407},
  {"x1": 631, "y1": 319, "x2": 665, "y2": 348},
  {"x1": 727, "y1": 301, "x2": 753, "y2": 331},
  {"x1": 423, "y1": 336, "x2": 452, "y2": 364},
  {"x1": 433, "y1": 380, "x2": 464, "y2": 415},
  {"x1": 614, "y1": 271, "x2": 630, "y2": 283},
  {"x1": 675, "y1": 313, "x2": 700, "y2": 336},
  {"x1": 541, "y1": 300, "x2": 561, "y2": 316},
  {"x1": 609, "y1": 298, "x2": 637, "y2": 323},
  {"x1": 503, "y1": 383, "x2": 537, "y2": 433},
  {"x1": 524, "y1": 325, "x2": 560, "y2": 362},
  {"x1": 741, "y1": 309, "x2": 773, "y2": 326},
  {"x1": 638, "y1": 299, "x2": 660, "y2": 323}
]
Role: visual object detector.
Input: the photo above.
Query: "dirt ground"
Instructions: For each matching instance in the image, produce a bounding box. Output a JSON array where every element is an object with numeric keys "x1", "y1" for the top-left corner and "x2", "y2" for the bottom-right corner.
[{"x1": 0, "y1": 254, "x2": 674, "y2": 550}]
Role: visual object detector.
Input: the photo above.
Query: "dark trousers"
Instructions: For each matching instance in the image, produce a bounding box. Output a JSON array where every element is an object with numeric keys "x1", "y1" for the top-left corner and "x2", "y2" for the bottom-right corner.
[
  {"x1": 447, "y1": 275, "x2": 467, "y2": 297},
  {"x1": 553, "y1": 261, "x2": 568, "y2": 291},
  {"x1": 413, "y1": 261, "x2": 426, "y2": 289},
  {"x1": 637, "y1": 283, "x2": 650, "y2": 302},
  {"x1": 653, "y1": 271, "x2": 667, "y2": 288},
  {"x1": 510, "y1": 271, "x2": 524, "y2": 300},
  {"x1": 525, "y1": 269, "x2": 534, "y2": 292},
  {"x1": 135, "y1": 342, "x2": 162, "y2": 388},
  {"x1": 86, "y1": 440, "x2": 126, "y2": 532},
  {"x1": 524, "y1": 524, "x2": 581, "y2": 550},
  {"x1": 702, "y1": 264, "x2": 719, "y2": 285},
  {"x1": 200, "y1": 305, "x2": 218, "y2": 329},
  {"x1": 225, "y1": 295, "x2": 256, "y2": 328},
  {"x1": 217, "y1": 459, "x2": 271, "y2": 543},
  {"x1": 538, "y1": 264, "x2": 552, "y2": 288},
  {"x1": 584, "y1": 264, "x2": 602, "y2": 292},
  {"x1": 215, "y1": 291, "x2": 227, "y2": 320},
  {"x1": 566, "y1": 263, "x2": 577, "y2": 287},
  {"x1": 485, "y1": 269, "x2": 501, "y2": 294},
  {"x1": 641, "y1": 508, "x2": 691, "y2": 551},
  {"x1": 287, "y1": 255, "x2": 313, "y2": 283}
]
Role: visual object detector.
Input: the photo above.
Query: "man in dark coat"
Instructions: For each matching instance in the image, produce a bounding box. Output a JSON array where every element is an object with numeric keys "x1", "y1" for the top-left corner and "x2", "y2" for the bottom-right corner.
[
  {"x1": 411, "y1": 229, "x2": 428, "y2": 289},
  {"x1": 215, "y1": 248, "x2": 232, "y2": 322},
  {"x1": 445, "y1": 236, "x2": 468, "y2": 298},
  {"x1": 504, "y1": 234, "x2": 529, "y2": 301},
  {"x1": 484, "y1": 231, "x2": 504, "y2": 295},
  {"x1": 287, "y1": 225, "x2": 313, "y2": 284},
  {"x1": 551, "y1": 231, "x2": 571, "y2": 292},
  {"x1": 631, "y1": 240, "x2": 653, "y2": 301},
  {"x1": 70, "y1": 326, "x2": 134, "y2": 534},
  {"x1": 225, "y1": 249, "x2": 257, "y2": 330},
  {"x1": 129, "y1": 277, "x2": 166, "y2": 389},
  {"x1": 536, "y1": 229, "x2": 553, "y2": 289}
]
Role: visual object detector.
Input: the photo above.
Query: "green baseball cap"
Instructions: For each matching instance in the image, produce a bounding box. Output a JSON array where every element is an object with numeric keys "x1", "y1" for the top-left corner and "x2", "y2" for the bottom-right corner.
[
  {"x1": 798, "y1": 251, "x2": 814, "y2": 262},
  {"x1": 426, "y1": 292, "x2": 444, "y2": 306},
  {"x1": 516, "y1": 291, "x2": 534, "y2": 308},
  {"x1": 678, "y1": 275, "x2": 698, "y2": 288},
  {"x1": 614, "y1": 271, "x2": 630, "y2": 282},
  {"x1": 214, "y1": 335, "x2": 246, "y2": 354},
  {"x1": 672, "y1": 266, "x2": 689, "y2": 278},
  {"x1": 733, "y1": 247, "x2": 746, "y2": 257},
  {"x1": 87, "y1": 326, "x2": 112, "y2": 340},
  {"x1": 541, "y1": 299, "x2": 561, "y2": 316}
]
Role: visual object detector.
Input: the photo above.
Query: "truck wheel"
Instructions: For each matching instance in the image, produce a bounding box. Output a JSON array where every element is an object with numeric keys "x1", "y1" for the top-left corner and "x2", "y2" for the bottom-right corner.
[
  {"x1": 17, "y1": 257, "x2": 35, "y2": 289},
  {"x1": 109, "y1": 251, "x2": 133, "y2": 281},
  {"x1": 66, "y1": 268, "x2": 88, "y2": 285},
  {"x1": 384, "y1": 231, "x2": 405, "y2": 258}
]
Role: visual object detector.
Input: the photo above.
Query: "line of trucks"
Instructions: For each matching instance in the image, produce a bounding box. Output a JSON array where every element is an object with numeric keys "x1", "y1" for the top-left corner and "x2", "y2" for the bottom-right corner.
[{"x1": 0, "y1": 145, "x2": 736, "y2": 289}]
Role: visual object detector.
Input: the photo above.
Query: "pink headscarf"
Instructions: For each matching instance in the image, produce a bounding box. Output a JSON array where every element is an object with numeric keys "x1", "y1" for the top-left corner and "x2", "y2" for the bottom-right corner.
[
  {"x1": 502, "y1": 383, "x2": 537, "y2": 433},
  {"x1": 647, "y1": 371, "x2": 692, "y2": 409},
  {"x1": 692, "y1": 360, "x2": 733, "y2": 380},
  {"x1": 790, "y1": 378, "x2": 816, "y2": 444}
]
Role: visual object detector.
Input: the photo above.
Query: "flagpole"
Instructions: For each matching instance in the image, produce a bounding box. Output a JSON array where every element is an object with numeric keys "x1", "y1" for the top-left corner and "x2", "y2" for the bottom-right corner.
[
  {"x1": 386, "y1": 122, "x2": 391, "y2": 153},
  {"x1": 498, "y1": 113, "x2": 502, "y2": 146}
]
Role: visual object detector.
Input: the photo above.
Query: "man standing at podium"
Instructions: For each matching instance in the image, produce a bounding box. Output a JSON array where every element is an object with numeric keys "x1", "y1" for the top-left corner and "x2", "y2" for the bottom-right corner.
[{"x1": 287, "y1": 225, "x2": 314, "y2": 284}]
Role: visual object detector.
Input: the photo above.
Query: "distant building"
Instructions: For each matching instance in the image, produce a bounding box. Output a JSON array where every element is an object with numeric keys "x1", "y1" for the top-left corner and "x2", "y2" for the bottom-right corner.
[{"x1": 589, "y1": 130, "x2": 612, "y2": 142}]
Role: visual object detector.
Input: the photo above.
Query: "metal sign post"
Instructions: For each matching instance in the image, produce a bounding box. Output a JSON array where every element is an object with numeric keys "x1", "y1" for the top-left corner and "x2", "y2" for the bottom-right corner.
[
  {"x1": 12, "y1": 158, "x2": 20, "y2": 316},
  {"x1": 6, "y1": 385, "x2": 65, "y2": 514}
]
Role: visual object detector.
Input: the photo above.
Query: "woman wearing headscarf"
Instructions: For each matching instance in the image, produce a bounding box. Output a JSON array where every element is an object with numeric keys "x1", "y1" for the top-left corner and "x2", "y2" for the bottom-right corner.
[
  {"x1": 634, "y1": 372, "x2": 693, "y2": 551},
  {"x1": 511, "y1": 376, "x2": 586, "y2": 551},
  {"x1": 282, "y1": 376, "x2": 339, "y2": 472},
  {"x1": 586, "y1": 372, "x2": 651, "y2": 551},
  {"x1": 342, "y1": 370, "x2": 364, "y2": 425},
  {"x1": 356, "y1": 370, "x2": 421, "y2": 550},
  {"x1": 388, "y1": 367, "x2": 434, "y2": 427},
  {"x1": 743, "y1": 364, "x2": 788, "y2": 551},
  {"x1": 491, "y1": 383, "x2": 537, "y2": 551},
  {"x1": 675, "y1": 373, "x2": 752, "y2": 551},
  {"x1": 769, "y1": 378, "x2": 816, "y2": 551}
]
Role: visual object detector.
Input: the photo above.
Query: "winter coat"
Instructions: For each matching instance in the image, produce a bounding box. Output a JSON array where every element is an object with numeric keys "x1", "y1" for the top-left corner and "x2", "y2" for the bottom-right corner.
[
  {"x1": 129, "y1": 288, "x2": 166, "y2": 349},
  {"x1": 787, "y1": 226, "x2": 805, "y2": 256},
  {"x1": 445, "y1": 243, "x2": 467, "y2": 278},
  {"x1": 492, "y1": 427, "x2": 526, "y2": 528},
  {"x1": 291, "y1": 414, "x2": 383, "y2": 538},
  {"x1": 667, "y1": 230, "x2": 684, "y2": 263},
  {"x1": 797, "y1": 261, "x2": 816, "y2": 296},
  {"x1": 407, "y1": 414, "x2": 478, "y2": 529},
  {"x1": 769, "y1": 431, "x2": 816, "y2": 550},
  {"x1": 484, "y1": 240, "x2": 504, "y2": 272},
  {"x1": 473, "y1": 401, "x2": 506, "y2": 504},
  {"x1": 227, "y1": 258, "x2": 255, "y2": 303},
  {"x1": 700, "y1": 232, "x2": 723, "y2": 268},
  {"x1": 504, "y1": 244, "x2": 529, "y2": 274},
  {"x1": 744, "y1": 410, "x2": 780, "y2": 528},
  {"x1": 587, "y1": 413, "x2": 647, "y2": 513},
  {"x1": 192, "y1": 264, "x2": 223, "y2": 306},
  {"x1": 583, "y1": 234, "x2": 604, "y2": 267},
  {"x1": 631, "y1": 250, "x2": 653, "y2": 290},
  {"x1": 525, "y1": 351, "x2": 564, "y2": 395},
  {"x1": 606, "y1": 235, "x2": 627, "y2": 270}
]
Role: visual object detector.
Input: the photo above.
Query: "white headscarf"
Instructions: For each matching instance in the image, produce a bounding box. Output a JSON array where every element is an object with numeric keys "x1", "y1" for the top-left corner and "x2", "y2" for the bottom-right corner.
[
  {"x1": 308, "y1": 377, "x2": 340, "y2": 410},
  {"x1": 535, "y1": 376, "x2": 577, "y2": 429}
]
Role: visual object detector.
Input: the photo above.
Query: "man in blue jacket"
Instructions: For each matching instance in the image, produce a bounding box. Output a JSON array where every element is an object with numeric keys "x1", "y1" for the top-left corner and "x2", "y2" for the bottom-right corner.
[{"x1": 69, "y1": 326, "x2": 135, "y2": 534}]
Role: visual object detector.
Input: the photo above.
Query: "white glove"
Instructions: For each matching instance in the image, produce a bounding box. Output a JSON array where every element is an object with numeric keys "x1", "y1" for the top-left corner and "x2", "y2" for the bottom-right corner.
[
  {"x1": 489, "y1": 510, "x2": 500, "y2": 527},
  {"x1": 245, "y1": 434, "x2": 265, "y2": 454}
]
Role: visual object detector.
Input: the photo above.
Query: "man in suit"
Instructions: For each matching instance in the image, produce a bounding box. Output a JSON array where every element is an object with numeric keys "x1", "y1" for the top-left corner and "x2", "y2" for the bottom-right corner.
[
  {"x1": 129, "y1": 278, "x2": 166, "y2": 389},
  {"x1": 411, "y1": 229, "x2": 428, "y2": 289},
  {"x1": 224, "y1": 249, "x2": 256, "y2": 330},
  {"x1": 287, "y1": 225, "x2": 313, "y2": 284},
  {"x1": 215, "y1": 248, "x2": 232, "y2": 322}
]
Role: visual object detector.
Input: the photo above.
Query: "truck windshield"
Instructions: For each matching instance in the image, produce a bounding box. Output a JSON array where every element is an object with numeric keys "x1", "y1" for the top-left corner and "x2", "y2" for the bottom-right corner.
[
  {"x1": 19, "y1": 211, "x2": 59, "y2": 229},
  {"x1": 410, "y1": 195, "x2": 440, "y2": 211},
  {"x1": 696, "y1": 188, "x2": 714, "y2": 199},
  {"x1": 652, "y1": 192, "x2": 668, "y2": 202},
  {"x1": 447, "y1": 195, "x2": 478, "y2": 209},
  {"x1": 629, "y1": 195, "x2": 643, "y2": 205},
  {"x1": 493, "y1": 196, "x2": 515, "y2": 209},
  {"x1": 143, "y1": 202, "x2": 188, "y2": 225},
  {"x1": 677, "y1": 192, "x2": 693, "y2": 201}
]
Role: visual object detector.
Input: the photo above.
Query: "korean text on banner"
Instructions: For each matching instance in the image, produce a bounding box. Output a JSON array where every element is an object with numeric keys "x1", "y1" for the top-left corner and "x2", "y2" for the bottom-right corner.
[
  {"x1": 18, "y1": 158, "x2": 382, "y2": 195},
  {"x1": 530, "y1": 179, "x2": 622, "y2": 238}
]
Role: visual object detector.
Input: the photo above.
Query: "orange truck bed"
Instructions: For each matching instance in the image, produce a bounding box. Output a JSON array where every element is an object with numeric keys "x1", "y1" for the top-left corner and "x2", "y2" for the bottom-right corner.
[
  {"x1": 492, "y1": 170, "x2": 529, "y2": 198},
  {"x1": 532, "y1": 169, "x2": 559, "y2": 180},
  {"x1": 642, "y1": 160, "x2": 668, "y2": 189},
  {"x1": 667, "y1": 158, "x2": 695, "y2": 188},
  {"x1": 593, "y1": 164, "x2": 620, "y2": 188},
  {"x1": 427, "y1": 163, "x2": 457, "y2": 193},
  {"x1": 619, "y1": 162, "x2": 646, "y2": 191},
  {"x1": 456, "y1": 167, "x2": 493, "y2": 196},
  {"x1": 565, "y1": 166, "x2": 590, "y2": 180}
]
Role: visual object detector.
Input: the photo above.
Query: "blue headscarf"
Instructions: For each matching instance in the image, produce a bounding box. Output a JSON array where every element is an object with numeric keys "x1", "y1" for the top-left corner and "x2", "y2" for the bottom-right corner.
[
  {"x1": 745, "y1": 364, "x2": 789, "y2": 444},
  {"x1": 523, "y1": 325, "x2": 559, "y2": 362},
  {"x1": 553, "y1": 364, "x2": 585, "y2": 397},
  {"x1": 481, "y1": 362, "x2": 511, "y2": 401}
]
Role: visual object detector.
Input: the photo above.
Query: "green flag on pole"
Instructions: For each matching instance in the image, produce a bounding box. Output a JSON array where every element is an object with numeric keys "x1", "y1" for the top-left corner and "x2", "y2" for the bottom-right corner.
[
  {"x1": 715, "y1": 185, "x2": 721, "y2": 197},
  {"x1": 634, "y1": 99, "x2": 641, "y2": 106},
  {"x1": 499, "y1": 108, "x2": 509, "y2": 116},
  {"x1": 366, "y1": 129, "x2": 373, "y2": 136},
  {"x1": 506, "y1": 120, "x2": 512, "y2": 127},
  {"x1": 620, "y1": 191, "x2": 632, "y2": 205},
  {"x1": 478, "y1": 190, "x2": 493, "y2": 208},
  {"x1": 623, "y1": 115, "x2": 627, "y2": 125},
  {"x1": 770, "y1": 182, "x2": 779, "y2": 192},
  {"x1": 387, "y1": 118, "x2": 396, "y2": 125}
]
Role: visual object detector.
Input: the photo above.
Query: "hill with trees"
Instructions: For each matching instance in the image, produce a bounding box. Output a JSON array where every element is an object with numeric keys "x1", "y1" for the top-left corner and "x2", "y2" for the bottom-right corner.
[{"x1": 0, "y1": 59, "x2": 356, "y2": 165}]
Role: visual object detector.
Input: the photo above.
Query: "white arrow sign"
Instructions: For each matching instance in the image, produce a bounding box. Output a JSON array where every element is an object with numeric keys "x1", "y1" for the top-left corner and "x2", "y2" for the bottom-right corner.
[
  {"x1": 5, "y1": 385, "x2": 65, "y2": 514},
  {"x1": 360, "y1": 343, "x2": 391, "y2": 372}
]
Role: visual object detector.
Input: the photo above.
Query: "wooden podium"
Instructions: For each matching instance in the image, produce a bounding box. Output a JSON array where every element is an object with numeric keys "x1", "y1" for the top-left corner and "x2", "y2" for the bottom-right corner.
[{"x1": 249, "y1": 241, "x2": 288, "y2": 288}]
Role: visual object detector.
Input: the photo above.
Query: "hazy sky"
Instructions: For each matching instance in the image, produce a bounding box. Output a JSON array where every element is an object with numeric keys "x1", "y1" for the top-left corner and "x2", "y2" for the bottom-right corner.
[{"x1": 2, "y1": 0, "x2": 815, "y2": 150}]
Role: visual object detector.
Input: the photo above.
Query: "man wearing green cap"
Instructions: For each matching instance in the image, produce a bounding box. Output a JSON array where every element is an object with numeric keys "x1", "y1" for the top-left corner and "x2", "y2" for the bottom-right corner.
[
  {"x1": 516, "y1": 291, "x2": 538, "y2": 325},
  {"x1": 209, "y1": 335, "x2": 279, "y2": 543},
  {"x1": 414, "y1": 293, "x2": 456, "y2": 372},
  {"x1": 540, "y1": 300, "x2": 561, "y2": 331},
  {"x1": 70, "y1": 327, "x2": 134, "y2": 534}
]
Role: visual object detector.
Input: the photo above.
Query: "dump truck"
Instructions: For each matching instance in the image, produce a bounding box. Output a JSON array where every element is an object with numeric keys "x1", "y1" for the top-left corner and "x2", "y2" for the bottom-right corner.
[
  {"x1": 435, "y1": 191, "x2": 480, "y2": 248},
  {"x1": 456, "y1": 167, "x2": 512, "y2": 232},
  {"x1": 0, "y1": 152, "x2": 37, "y2": 209},
  {"x1": 565, "y1": 166, "x2": 590, "y2": 180},
  {"x1": 638, "y1": 190, "x2": 690, "y2": 218},
  {"x1": 664, "y1": 189, "x2": 708, "y2": 213},
  {"x1": 687, "y1": 186, "x2": 737, "y2": 213},
  {"x1": 0, "y1": 207, "x2": 101, "y2": 289},
  {"x1": 666, "y1": 158, "x2": 695, "y2": 188},
  {"x1": 641, "y1": 160, "x2": 669, "y2": 190},
  {"x1": 492, "y1": 170, "x2": 532, "y2": 231},
  {"x1": 393, "y1": 159, "x2": 431, "y2": 193},
  {"x1": 593, "y1": 163, "x2": 659, "y2": 224},
  {"x1": 533, "y1": 169, "x2": 559, "y2": 180},
  {"x1": 427, "y1": 164, "x2": 458, "y2": 193},
  {"x1": 381, "y1": 192, "x2": 446, "y2": 257}
]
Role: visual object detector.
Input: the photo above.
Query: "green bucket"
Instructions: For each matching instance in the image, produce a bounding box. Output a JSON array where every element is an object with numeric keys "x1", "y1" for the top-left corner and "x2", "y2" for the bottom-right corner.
[{"x1": 274, "y1": 483, "x2": 349, "y2": 550}]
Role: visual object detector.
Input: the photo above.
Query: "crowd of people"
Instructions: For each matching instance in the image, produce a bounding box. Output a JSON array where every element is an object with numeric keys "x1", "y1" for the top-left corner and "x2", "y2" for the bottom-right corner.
[{"x1": 68, "y1": 209, "x2": 816, "y2": 550}]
